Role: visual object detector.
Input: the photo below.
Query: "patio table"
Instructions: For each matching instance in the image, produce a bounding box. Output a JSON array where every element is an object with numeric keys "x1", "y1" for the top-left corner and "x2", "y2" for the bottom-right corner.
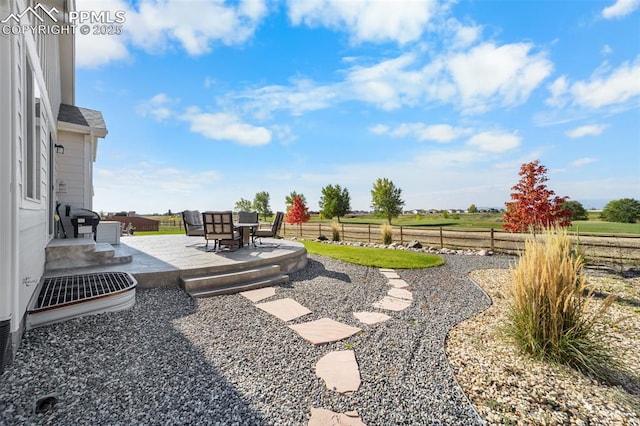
[{"x1": 235, "y1": 222, "x2": 259, "y2": 247}]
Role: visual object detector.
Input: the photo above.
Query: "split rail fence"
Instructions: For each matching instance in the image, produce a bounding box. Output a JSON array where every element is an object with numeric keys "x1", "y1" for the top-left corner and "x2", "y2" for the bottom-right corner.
[{"x1": 281, "y1": 222, "x2": 640, "y2": 264}]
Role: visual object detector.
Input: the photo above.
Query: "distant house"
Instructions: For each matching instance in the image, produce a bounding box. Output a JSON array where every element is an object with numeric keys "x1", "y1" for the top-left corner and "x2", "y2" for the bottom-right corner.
[{"x1": 0, "y1": 0, "x2": 107, "y2": 369}]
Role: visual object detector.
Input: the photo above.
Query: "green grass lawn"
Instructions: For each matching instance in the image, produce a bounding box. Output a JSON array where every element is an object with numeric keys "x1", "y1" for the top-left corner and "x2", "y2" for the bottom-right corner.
[
  {"x1": 301, "y1": 240, "x2": 444, "y2": 269},
  {"x1": 135, "y1": 226, "x2": 184, "y2": 236},
  {"x1": 310, "y1": 213, "x2": 640, "y2": 234},
  {"x1": 568, "y1": 220, "x2": 640, "y2": 235}
]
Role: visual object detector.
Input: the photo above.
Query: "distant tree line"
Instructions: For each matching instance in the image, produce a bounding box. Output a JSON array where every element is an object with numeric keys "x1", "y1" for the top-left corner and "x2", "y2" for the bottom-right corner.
[{"x1": 229, "y1": 162, "x2": 638, "y2": 232}]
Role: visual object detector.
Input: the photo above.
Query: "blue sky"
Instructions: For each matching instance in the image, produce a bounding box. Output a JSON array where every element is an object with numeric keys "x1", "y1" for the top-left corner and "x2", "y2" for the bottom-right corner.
[{"x1": 75, "y1": 0, "x2": 640, "y2": 214}]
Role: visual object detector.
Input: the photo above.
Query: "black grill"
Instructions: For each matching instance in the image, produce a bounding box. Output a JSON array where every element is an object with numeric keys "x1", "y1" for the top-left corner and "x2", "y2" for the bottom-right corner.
[{"x1": 33, "y1": 272, "x2": 136, "y2": 311}]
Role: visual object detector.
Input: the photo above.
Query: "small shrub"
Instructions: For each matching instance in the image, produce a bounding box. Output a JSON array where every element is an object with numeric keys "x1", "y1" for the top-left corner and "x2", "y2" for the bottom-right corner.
[
  {"x1": 504, "y1": 228, "x2": 618, "y2": 381},
  {"x1": 452, "y1": 213, "x2": 461, "y2": 220},
  {"x1": 381, "y1": 224, "x2": 393, "y2": 245},
  {"x1": 331, "y1": 223, "x2": 341, "y2": 242},
  {"x1": 442, "y1": 211, "x2": 449, "y2": 219}
]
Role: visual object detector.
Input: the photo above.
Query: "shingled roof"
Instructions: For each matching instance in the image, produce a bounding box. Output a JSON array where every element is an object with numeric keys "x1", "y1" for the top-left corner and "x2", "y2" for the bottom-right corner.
[{"x1": 58, "y1": 104, "x2": 106, "y2": 130}]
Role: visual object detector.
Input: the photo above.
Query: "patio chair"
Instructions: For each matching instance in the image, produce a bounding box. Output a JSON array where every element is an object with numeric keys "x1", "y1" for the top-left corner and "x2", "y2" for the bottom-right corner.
[
  {"x1": 254, "y1": 211, "x2": 284, "y2": 246},
  {"x1": 182, "y1": 210, "x2": 205, "y2": 247},
  {"x1": 182, "y1": 210, "x2": 204, "y2": 237},
  {"x1": 202, "y1": 211, "x2": 241, "y2": 251}
]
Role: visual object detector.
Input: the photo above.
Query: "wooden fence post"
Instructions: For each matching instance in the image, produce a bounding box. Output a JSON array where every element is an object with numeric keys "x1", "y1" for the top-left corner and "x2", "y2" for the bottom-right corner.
[
  {"x1": 319, "y1": 223, "x2": 321, "y2": 237},
  {"x1": 439, "y1": 227, "x2": 443, "y2": 249},
  {"x1": 400, "y1": 225, "x2": 403, "y2": 244},
  {"x1": 368, "y1": 224, "x2": 371, "y2": 243},
  {"x1": 341, "y1": 223, "x2": 345, "y2": 241},
  {"x1": 490, "y1": 228, "x2": 495, "y2": 251}
]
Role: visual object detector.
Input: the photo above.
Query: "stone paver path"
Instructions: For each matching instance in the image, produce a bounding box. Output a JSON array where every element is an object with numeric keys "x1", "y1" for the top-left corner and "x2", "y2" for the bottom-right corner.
[
  {"x1": 289, "y1": 318, "x2": 362, "y2": 345},
  {"x1": 379, "y1": 271, "x2": 400, "y2": 279},
  {"x1": 353, "y1": 311, "x2": 391, "y2": 325},
  {"x1": 255, "y1": 298, "x2": 312, "y2": 322},
  {"x1": 243, "y1": 266, "x2": 419, "y2": 425},
  {"x1": 372, "y1": 296, "x2": 412, "y2": 311},
  {"x1": 387, "y1": 288, "x2": 413, "y2": 300},
  {"x1": 240, "y1": 287, "x2": 276, "y2": 302},
  {"x1": 308, "y1": 408, "x2": 366, "y2": 426},
  {"x1": 315, "y1": 350, "x2": 361, "y2": 395},
  {"x1": 386, "y1": 278, "x2": 409, "y2": 288}
]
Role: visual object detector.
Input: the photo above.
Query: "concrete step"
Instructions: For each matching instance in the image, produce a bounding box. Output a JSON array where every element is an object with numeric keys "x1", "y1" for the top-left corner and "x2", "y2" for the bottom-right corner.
[
  {"x1": 188, "y1": 274, "x2": 289, "y2": 298},
  {"x1": 45, "y1": 239, "x2": 97, "y2": 262},
  {"x1": 45, "y1": 242, "x2": 132, "y2": 271},
  {"x1": 181, "y1": 264, "x2": 281, "y2": 293}
]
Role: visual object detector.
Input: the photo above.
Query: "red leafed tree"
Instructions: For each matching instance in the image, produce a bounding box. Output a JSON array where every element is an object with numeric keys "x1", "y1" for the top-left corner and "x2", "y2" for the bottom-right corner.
[
  {"x1": 503, "y1": 160, "x2": 572, "y2": 233},
  {"x1": 285, "y1": 195, "x2": 310, "y2": 236}
]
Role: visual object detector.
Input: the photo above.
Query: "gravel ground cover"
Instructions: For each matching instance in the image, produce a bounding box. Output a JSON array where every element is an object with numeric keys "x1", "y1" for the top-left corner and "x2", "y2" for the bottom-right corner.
[
  {"x1": 0, "y1": 254, "x2": 510, "y2": 425},
  {"x1": 447, "y1": 267, "x2": 640, "y2": 425}
]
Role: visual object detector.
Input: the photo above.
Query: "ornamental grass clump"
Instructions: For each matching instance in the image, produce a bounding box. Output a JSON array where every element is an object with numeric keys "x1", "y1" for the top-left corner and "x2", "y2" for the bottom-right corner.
[
  {"x1": 505, "y1": 228, "x2": 618, "y2": 381},
  {"x1": 381, "y1": 224, "x2": 393, "y2": 245},
  {"x1": 331, "y1": 222, "x2": 341, "y2": 242}
]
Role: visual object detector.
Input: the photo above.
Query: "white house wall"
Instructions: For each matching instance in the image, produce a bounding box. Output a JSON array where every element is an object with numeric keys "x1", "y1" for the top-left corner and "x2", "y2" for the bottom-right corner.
[
  {"x1": 0, "y1": 0, "x2": 17, "y2": 333},
  {"x1": 56, "y1": 129, "x2": 88, "y2": 208},
  {"x1": 1, "y1": 0, "x2": 63, "y2": 353}
]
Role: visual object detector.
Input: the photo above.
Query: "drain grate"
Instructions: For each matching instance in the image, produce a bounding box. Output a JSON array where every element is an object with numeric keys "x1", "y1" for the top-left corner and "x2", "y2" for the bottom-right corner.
[{"x1": 33, "y1": 272, "x2": 136, "y2": 312}]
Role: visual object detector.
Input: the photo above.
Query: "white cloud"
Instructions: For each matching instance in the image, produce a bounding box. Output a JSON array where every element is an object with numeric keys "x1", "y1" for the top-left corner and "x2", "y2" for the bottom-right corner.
[
  {"x1": 545, "y1": 76, "x2": 570, "y2": 107},
  {"x1": 75, "y1": 0, "x2": 130, "y2": 67},
  {"x1": 447, "y1": 42, "x2": 553, "y2": 113},
  {"x1": 136, "y1": 93, "x2": 176, "y2": 122},
  {"x1": 271, "y1": 124, "x2": 298, "y2": 145},
  {"x1": 76, "y1": 0, "x2": 267, "y2": 67},
  {"x1": 602, "y1": 44, "x2": 613, "y2": 55},
  {"x1": 181, "y1": 108, "x2": 271, "y2": 146},
  {"x1": 545, "y1": 57, "x2": 640, "y2": 110},
  {"x1": 94, "y1": 162, "x2": 222, "y2": 213},
  {"x1": 466, "y1": 131, "x2": 521, "y2": 153},
  {"x1": 369, "y1": 124, "x2": 389, "y2": 135},
  {"x1": 602, "y1": 0, "x2": 640, "y2": 19},
  {"x1": 373, "y1": 123, "x2": 470, "y2": 142},
  {"x1": 235, "y1": 78, "x2": 339, "y2": 118},
  {"x1": 287, "y1": 0, "x2": 438, "y2": 44},
  {"x1": 345, "y1": 53, "x2": 424, "y2": 110},
  {"x1": 236, "y1": 42, "x2": 553, "y2": 117},
  {"x1": 570, "y1": 56, "x2": 640, "y2": 108},
  {"x1": 445, "y1": 19, "x2": 482, "y2": 49},
  {"x1": 572, "y1": 157, "x2": 598, "y2": 167},
  {"x1": 565, "y1": 124, "x2": 607, "y2": 138}
]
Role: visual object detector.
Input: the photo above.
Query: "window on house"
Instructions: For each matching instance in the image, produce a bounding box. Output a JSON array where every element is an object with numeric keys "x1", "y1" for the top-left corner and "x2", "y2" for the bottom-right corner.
[{"x1": 25, "y1": 59, "x2": 41, "y2": 201}]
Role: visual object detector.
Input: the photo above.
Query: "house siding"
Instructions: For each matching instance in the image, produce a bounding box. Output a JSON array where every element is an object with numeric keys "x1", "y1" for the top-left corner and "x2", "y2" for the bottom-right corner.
[
  {"x1": 56, "y1": 130, "x2": 88, "y2": 208},
  {"x1": 1, "y1": 0, "x2": 64, "y2": 360}
]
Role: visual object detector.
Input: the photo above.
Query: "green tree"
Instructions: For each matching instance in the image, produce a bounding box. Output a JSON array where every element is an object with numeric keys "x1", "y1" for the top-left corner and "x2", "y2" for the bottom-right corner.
[
  {"x1": 467, "y1": 204, "x2": 478, "y2": 213},
  {"x1": 370, "y1": 178, "x2": 404, "y2": 225},
  {"x1": 600, "y1": 198, "x2": 640, "y2": 223},
  {"x1": 562, "y1": 200, "x2": 588, "y2": 221},
  {"x1": 319, "y1": 184, "x2": 351, "y2": 222},
  {"x1": 234, "y1": 198, "x2": 253, "y2": 212},
  {"x1": 285, "y1": 191, "x2": 306, "y2": 209},
  {"x1": 253, "y1": 191, "x2": 272, "y2": 221}
]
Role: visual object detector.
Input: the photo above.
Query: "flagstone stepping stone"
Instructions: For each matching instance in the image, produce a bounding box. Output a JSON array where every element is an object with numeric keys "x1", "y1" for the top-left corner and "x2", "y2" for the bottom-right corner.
[
  {"x1": 289, "y1": 318, "x2": 361, "y2": 345},
  {"x1": 240, "y1": 287, "x2": 276, "y2": 303},
  {"x1": 378, "y1": 268, "x2": 394, "y2": 272},
  {"x1": 255, "y1": 298, "x2": 311, "y2": 322},
  {"x1": 387, "y1": 288, "x2": 413, "y2": 301},
  {"x1": 372, "y1": 296, "x2": 412, "y2": 312},
  {"x1": 308, "y1": 408, "x2": 366, "y2": 426},
  {"x1": 315, "y1": 350, "x2": 361, "y2": 395},
  {"x1": 379, "y1": 271, "x2": 400, "y2": 279},
  {"x1": 386, "y1": 278, "x2": 409, "y2": 289},
  {"x1": 353, "y1": 311, "x2": 391, "y2": 325}
]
